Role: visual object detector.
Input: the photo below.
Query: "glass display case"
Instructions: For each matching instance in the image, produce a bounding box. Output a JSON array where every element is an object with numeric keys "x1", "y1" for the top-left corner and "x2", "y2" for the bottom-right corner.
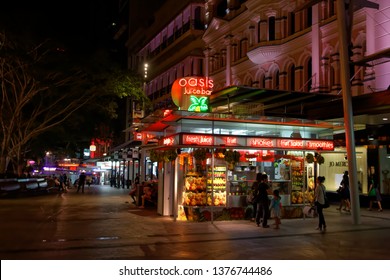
[
  {"x1": 182, "y1": 172, "x2": 207, "y2": 206},
  {"x1": 207, "y1": 165, "x2": 227, "y2": 206},
  {"x1": 227, "y1": 180, "x2": 248, "y2": 207}
]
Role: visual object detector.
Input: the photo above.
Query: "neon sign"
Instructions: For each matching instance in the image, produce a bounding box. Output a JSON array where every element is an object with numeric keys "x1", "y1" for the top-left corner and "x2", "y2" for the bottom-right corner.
[
  {"x1": 278, "y1": 139, "x2": 304, "y2": 149},
  {"x1": 222, "y1": 137, "x2": 238, "y2": 146},
  {"x1": 248, "y1": 138, "x2": 275, "y2": 148},
  {"x1": 183, "y1": 134, "x2": 213, "y2": 145},
  {"x1": 163, "y1": 137, "x2": 175, "y2": 146},
  {"x1": 188, "y1": 96, "x2": 208, "y2": 112},
  {"x1": 134, "y1": 132, "x2": 143, "y2": 140},
  {"x1": 305, "y1": 140, "x2": 334, "y2": 150},
  {"x1": 171, "y1": 77, "x2": 214, "y2": 112}
]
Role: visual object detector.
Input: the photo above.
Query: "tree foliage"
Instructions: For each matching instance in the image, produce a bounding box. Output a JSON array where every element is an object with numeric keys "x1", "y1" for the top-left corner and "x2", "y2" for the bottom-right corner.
[{"x1": 0, "y1": 33, "x2": 147, "y2": 176}]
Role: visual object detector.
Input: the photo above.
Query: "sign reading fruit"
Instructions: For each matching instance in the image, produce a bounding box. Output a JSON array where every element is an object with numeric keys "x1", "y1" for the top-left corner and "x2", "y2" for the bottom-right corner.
[{"x1": 171, "y1": 76, "x2": 214, "y2": 112}]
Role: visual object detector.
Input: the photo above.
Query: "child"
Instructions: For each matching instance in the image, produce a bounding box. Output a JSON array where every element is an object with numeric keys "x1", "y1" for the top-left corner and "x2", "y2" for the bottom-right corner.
[{"x1": 269, "y1": 189, "x2": 282, "y2": 229}]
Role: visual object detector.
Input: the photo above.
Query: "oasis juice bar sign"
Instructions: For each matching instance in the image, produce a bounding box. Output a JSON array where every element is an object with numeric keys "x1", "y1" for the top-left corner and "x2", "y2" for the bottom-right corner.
[{"x1": 171, "y1": 77, "x2": 214, "y2": 112}]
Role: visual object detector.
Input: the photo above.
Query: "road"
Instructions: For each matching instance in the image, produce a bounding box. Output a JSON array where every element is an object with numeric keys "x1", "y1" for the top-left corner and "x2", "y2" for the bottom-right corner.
[{"x1": 1, "y1": 185, "x2": 390, "y2": 260}]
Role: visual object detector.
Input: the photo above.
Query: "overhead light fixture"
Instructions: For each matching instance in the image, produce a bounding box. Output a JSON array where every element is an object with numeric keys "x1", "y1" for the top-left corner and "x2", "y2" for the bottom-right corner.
[{"x1": 383, "y1": 117, "x2": 388, "y2": 121}]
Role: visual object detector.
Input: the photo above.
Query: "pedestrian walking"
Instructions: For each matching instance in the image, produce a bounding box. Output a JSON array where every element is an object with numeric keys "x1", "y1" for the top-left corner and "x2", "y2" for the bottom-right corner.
[
  {"x1": 255, "y1": 173, "x2": 270, "y2": 228},
  {"x1": 314, "y1": 176, "x2": 327, "y2": 232},
  {"x1": 248, "y1": 176, "x2": 260, "y2": 222},
  {"x1": 336, "y1": 171, "x2": 351, "y2": 212},
  {"x1": 368, "y1": 173, "x2": 383, "y2": 212},
  {"x1": 59, "y1": 173, "x2": 67, "y2": 193},
  {"x1": 77, "y1": 172, "x2": 86, "y2": 193}
]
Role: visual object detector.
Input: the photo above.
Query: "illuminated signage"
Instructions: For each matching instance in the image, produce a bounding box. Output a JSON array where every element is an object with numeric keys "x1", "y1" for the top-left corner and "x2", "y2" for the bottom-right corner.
[
  {"x1": 222, "y1": 137, "x2": 238, "y2": 146},
  {"x1": 171, "y1": 77, "x2": 214, "y2": 112},
  {"x1": 58, "y1": 163, "x2": 80, "y2": 167},
  {"x1": 183, "y1": 134, "x2": 213, "y2": 145},
  {"x1": 247, "y1": 138, "x2": 334, "y2": 151},
  {"x1": 305, "y1": 140, "x2": 334, "y2": 150},
  {"x1": 163, "y1": 137, "x2": 175, "y2": 146},
  {"x1": 134, "y1": 133, "x2": 143, "y2": 140},
  {"x1": 278, "y1": 139, "x2": 304, "y2": 149},
  {"x1": 248, "y1": 138, "x2": 275, "y2": 148}
]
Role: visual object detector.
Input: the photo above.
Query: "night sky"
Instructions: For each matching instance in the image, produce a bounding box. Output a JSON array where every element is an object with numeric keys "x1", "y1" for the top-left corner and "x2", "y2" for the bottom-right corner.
[{"x1": 0, "y1": 0, "x2": 118, "y2": 53}]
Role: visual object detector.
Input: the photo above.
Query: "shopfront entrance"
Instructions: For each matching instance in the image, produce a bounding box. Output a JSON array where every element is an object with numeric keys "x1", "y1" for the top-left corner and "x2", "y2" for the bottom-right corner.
[{"x1": 140, "y1": 110, "x2": 341, "y2": 221}]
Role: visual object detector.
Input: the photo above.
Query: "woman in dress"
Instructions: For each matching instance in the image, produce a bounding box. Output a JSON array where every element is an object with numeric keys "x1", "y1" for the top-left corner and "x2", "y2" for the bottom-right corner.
[{"x1": 314, "y1": 176, "x2": 327, "y2": 232}]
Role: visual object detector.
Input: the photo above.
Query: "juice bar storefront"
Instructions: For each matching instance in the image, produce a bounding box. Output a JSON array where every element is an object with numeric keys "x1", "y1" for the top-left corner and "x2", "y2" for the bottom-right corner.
[{"x1": 144, "y1": 110, "x2": 338, "y2": 222}]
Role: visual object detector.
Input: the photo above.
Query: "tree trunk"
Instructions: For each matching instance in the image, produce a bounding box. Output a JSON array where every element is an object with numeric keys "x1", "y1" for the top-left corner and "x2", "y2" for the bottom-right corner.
[{"x1": 0, "y1": 156, "x2": 10, "y2": 175}]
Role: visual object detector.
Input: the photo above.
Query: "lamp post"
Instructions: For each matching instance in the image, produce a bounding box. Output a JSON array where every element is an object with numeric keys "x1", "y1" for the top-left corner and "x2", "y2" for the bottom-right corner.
[{"x1": 336, "y1": 0, "x2": 360, "y2": 224}]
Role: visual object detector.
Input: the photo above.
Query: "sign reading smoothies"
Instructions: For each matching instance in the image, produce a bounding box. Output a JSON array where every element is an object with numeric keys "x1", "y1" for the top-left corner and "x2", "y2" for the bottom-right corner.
[{"x1": 171, "y1": 77, "x2": 214, "y2": 112}]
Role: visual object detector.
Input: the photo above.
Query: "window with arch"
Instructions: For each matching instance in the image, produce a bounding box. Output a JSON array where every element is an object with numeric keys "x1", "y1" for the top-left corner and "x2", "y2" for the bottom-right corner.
[
  {"x1": 221, "y1": 49, "x2": 226, "y2": 67},
  {"x1": 240, "y1": 38, "x2": 248, "y2": 58},
  {"x1": 305, "y1": 58, "x2": 312, "y2": 92},
  {"x1": 216, "y1": 0, "x2": 227, "y2": 18},
  {"x1": 306, "y1": 7, "x2": 312, "y2": 28},
  {"x1": 288, "y1": 64, "x2": 295, "y2": 91},
  {"x1": 273, "y1": 70, "x2": 280, "y2": 89},
  {"x1": 199, "y1": 58, "x2": 204, "y2": 76},
  {"x1": 258, "y1": 74, "x2": 266, "y2": 88},
  {"x1": 269, "y1": 16, "x2": 275, "y2": 41},
  {"x1": 329, "y1": 64, "x2": 335, "y2": 91},
  {"x1": 289, "y1": 12, "x2": 295, "y2": 36}
]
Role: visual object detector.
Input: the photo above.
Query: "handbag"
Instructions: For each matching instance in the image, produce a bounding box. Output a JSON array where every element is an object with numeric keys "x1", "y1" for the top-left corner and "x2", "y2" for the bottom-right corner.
[
  {"x1": 368, "y1": 188, "x2": 376, "y2": 197},
  {"x1": 323, "y1": 197, "x2": 330, "y2": 208},
  {"x1": 322, "y1": 186, "x2": 330, "y2": 208}
]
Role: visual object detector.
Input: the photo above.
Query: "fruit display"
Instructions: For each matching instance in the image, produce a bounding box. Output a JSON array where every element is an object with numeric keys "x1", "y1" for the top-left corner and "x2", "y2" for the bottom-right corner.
[
  {"x1": 182, "y1": 171, "x2": 227, "y2": 206},
  {"x1": 291, "y1": 190, "x2": 315, "y2": 204},
  {"x1": 210, "y1": 191, "x2": 226, "y2": 206},
  {"x1": 185, "y1": 175, "x2": 206, "y2": 192},
  {"x1": 183, "y1": 191, "x2": 207, "y2": 206},
  {"x1": 291, "y1": 159, "x2": 304, "y2": 191},
  {"x1": 206, "y1": 166, "x2": 227, "y2": 206}
]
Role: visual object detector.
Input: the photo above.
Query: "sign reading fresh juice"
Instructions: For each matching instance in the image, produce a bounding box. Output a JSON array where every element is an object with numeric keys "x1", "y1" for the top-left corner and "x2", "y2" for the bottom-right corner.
[
  {"x1": 171, "y1": 77, "x2": 214, "y2": 112},
  {"x1": 182, "y1": 134, "x2": 214, "y2": 145}
]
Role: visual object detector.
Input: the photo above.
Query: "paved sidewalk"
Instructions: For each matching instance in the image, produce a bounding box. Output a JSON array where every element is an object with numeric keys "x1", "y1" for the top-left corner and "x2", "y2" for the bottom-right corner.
[{"x1": 1, "y1": 185, "x2": 389, "y2": 260}]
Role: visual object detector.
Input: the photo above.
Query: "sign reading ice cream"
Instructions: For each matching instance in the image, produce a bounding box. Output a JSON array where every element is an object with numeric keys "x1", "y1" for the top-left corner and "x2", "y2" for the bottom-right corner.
[{"x1": 171, "y1": 77, "x2": 214, "y2": 112}]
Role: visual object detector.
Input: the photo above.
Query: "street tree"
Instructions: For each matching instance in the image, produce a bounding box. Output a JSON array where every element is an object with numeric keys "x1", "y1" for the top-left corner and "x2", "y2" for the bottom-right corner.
[{"x1": 0, "y1": 33, "x2": 148, "y2": 176}]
